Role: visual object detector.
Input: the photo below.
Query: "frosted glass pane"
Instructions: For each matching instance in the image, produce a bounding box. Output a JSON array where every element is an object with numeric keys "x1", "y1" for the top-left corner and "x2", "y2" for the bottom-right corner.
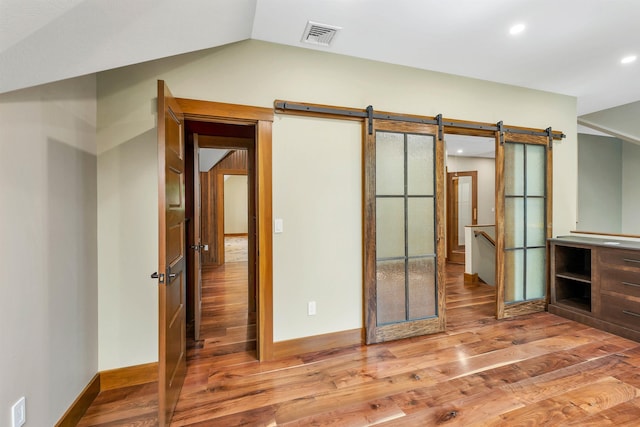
[
  {"x1": 526, "y1": 248, "x2": 546, "y2": 299},
  {"x1": 377, "y1": 260, "x2": 406, "y2": 324},
  {"x1": 376, "y1": 198, "x2": 404, "y2": 258},
  {"x1": 376, "y1": 132, "x2": 404, "y2": 195},
  {"x1": 505, "y1": 143, "x2": 524, "y2": 196},
  {"x1": 505, "y1": 198, "x2": 524, "y2": 248},
  {"x1": 457, "y1": 176, "x2": 472, "y2": 245},
  {"x1": 407, "y1": 134, "x2": 434, "y2": 196},
  {"x1": 408, "y1": 258, "x2": 436, "y2": 319},
  {"x1": 526, "y1": 198, "x2": 546, "y2": 247},
  {"x1": 526, "y1": 145, "x2": 545, "y2": 197},
  {"x1": 505, "y1": 249, "x2": 524, "y2": 302},
  {"x1": 408, "y1": 198, "x2": 434, "y2": 256}
]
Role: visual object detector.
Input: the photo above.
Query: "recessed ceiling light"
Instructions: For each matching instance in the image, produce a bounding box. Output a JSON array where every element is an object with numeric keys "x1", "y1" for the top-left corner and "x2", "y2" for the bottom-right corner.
[
  {"x1": 509, "y1": 23, "x2": 526, "y2": 35},
  {"x1": 457, "y1": 149, "x2": 464, "y2": 154},
  {"x1": 621, "y1": 55, "x2": 637, "y2": 64}
]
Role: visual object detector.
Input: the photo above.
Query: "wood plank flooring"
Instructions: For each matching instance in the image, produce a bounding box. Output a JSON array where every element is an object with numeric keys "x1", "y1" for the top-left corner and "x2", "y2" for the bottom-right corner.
[
  {"x1": 77, "y1": 264, "x2": 640, "y2": 426},
  {"x1": 196, "y1": 261, "x2": 256, "y2": 357}
]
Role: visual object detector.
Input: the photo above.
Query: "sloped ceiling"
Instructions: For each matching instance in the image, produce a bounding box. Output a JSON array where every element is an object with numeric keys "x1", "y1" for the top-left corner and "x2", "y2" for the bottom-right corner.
[
  {"x1": 1, "y1": 0, "x2": 639, "y2": 137},
  {"x1": 0, "y1": 0, "x2": 257, "y2": 94}
]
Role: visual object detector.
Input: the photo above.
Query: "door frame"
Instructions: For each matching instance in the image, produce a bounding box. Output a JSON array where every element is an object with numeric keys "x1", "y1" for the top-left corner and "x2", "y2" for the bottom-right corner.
[
  {"x1": 175, "y1": 97, "x2": 274, "y2": 361},
  {"x1": 446, "y1": 170, "x2": 478, "y2": 264},
  {"x1": 215, "y1": 165, "x2": 249, "y2": 267}
]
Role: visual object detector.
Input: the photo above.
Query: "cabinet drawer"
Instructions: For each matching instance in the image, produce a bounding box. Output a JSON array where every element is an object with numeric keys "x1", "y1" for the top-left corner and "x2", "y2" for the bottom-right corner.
[
  {"x1": 601, "y1": 294, "x2": 640, "y2": 331},
  {"x1": 599, "y1": 248, "x2": 640, "y2": 272},
  {"x1": 600, "y1": 268, "x2": 640, "y2": 299}
]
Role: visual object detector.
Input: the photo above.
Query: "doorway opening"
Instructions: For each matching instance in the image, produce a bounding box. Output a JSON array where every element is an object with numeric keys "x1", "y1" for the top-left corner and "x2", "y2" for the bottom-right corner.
[
  {"x1": 185, "y1": 120, "x2": 257, "y2": 359},
  {"x1": 444, "y1": 134, "x2": 496, "y2": 328}
]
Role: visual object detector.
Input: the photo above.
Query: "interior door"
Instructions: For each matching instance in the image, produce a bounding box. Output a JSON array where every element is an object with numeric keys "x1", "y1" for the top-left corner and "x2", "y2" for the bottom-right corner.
[
  {"x1": 495, "y1": 131, "x2": 552, "y2": 319},
  {"x1": 364, "y1": 120, "x2": 445, "y2": 344},
  {"x1": 156, "y1": 80, "x2": 187, "y2": 426},
  {"x1": 446, "y1": 171, "x2": 478, "y2": 264},
  {"x1": 193, "y1": 134, "x2": 202, "y2": 341}
]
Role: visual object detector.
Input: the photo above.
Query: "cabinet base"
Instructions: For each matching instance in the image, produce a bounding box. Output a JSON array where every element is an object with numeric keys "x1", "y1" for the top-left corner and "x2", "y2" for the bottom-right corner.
[{"x1": 548, "y1": 304, "x2": 640, "y2": 342}]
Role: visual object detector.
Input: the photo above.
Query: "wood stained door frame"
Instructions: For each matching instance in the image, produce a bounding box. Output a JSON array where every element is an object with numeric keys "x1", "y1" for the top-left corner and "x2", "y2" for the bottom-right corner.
[
  {"x1": 446, "y1": 170, "x2": 478, "y2": 264},
  {"x1": 215, "y1": 163, "x2": 249, "y2": 267},
  {"x1": 175, "y1": 97, "x2": 274, "y2": 361}
]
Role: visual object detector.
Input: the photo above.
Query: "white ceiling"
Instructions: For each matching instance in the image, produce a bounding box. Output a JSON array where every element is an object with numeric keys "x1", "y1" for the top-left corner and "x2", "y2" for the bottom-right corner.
[{"x1": 1, "y1": 0, "x2": 639, "y2": 119}]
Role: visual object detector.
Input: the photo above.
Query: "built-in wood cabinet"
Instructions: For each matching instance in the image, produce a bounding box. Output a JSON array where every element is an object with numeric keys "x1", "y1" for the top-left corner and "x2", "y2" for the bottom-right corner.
[{"x1": 549, "y1": 236, "x2": 640, "y2": 342}]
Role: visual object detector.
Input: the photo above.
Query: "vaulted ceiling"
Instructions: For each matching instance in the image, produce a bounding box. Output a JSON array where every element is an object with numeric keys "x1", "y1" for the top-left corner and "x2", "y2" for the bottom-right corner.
[{"x1": 2, "y1": 0, "x2": 639, "y2": 137}]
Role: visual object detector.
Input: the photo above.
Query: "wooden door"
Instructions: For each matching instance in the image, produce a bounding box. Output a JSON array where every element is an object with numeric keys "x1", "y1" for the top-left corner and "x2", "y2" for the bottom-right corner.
[
  {"x1": 193, "y1": 135, "x2": 203, "y2": 341},
  {"x1": 157, "y1": 80, "x2": 187, "y2": 425},
  {"x1": 495, "y1": 131, "x2": 552, "y2": 319},
  {"x1": 446, "y1": 170, "x2": 478, "y2": 264},
  {"x1": 364, "y1": 120, "x2": 446, "y2": 344}
]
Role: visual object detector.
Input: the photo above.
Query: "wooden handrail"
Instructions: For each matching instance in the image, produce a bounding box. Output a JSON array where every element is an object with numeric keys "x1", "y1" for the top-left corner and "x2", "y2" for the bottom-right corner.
[{"x1": 474, "y1": 230, "x2": 496, "y2": 247}]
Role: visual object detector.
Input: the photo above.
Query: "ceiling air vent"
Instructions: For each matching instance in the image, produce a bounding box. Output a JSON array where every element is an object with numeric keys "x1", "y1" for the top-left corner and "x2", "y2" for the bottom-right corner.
[{"x1": 301, "y1": 21, "x2": 341, "y2": 47}]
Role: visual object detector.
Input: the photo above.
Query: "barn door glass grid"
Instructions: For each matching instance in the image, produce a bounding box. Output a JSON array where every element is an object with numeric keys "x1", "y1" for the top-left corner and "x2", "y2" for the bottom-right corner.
[
  {"x1": 504, "y1": 141, "x2": 547, "y2": 302},
  {"x1": 375, "y1": 131, "x2": 437, "y2": 325}
]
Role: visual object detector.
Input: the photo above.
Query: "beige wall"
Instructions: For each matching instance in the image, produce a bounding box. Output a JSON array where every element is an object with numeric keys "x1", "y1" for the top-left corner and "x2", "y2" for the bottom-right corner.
[
  {"x1": 224, "y1": 175, "x2": 248, "y2": 234},
  {"x1": 0, "y1": 75, "x2": 98, "y2": 425},
  {"x1": 97, "y1": 39, "x2": 577, "y2": 366}
]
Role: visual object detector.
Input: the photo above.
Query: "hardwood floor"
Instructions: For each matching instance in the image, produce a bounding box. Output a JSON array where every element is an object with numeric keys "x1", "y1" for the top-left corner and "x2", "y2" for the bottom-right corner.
[
  {"x1": 196, "y1": 261, "x2": 256, "y2": 356},
  {"x1": 77, "y1": 265, "x2": 640, "y2": 426},
  {"x1": 445, "y1": 263, "x2": 495, "y2": 328}
]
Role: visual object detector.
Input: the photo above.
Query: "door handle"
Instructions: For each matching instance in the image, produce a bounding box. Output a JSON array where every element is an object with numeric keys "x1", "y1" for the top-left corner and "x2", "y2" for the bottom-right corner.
[
  {"x1": 150, "y1": 272, "x2": 165, "y2": 283},
  {"x1": 190, "y1": 245, "x2": 200, "y2": 251},
  {"x1": 169, "y1": 273, "x2": 177, "y2": 279}
]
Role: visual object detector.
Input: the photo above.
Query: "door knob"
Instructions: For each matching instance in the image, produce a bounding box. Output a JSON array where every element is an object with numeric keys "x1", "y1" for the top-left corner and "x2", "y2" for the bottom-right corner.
[{"x1": 150, "y1": 272, "x2": 159, "y2": 279}]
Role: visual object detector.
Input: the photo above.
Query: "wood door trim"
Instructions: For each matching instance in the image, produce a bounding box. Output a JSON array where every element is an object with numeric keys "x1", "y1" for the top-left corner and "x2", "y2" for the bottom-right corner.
[
  {"x1": 446, "y1": 170, "x2": 478, "y2": 264},
  {"x1": 216, "y1": 170, "x2": 249, "y2": 266},
  {"x1": 495, "y1": 132, "x2": 506, "y2": 319},
  {"x1": 177, "y1": 98, "x2": 274, "y2": 122},
  {"x1": 179, "y1": 99, "x2": 274, "y2": 361}
]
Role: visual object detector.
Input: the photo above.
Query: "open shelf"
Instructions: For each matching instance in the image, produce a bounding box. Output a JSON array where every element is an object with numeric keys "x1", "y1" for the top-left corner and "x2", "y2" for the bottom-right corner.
[
  {"x1": 553, "y1": 245, "x2": 592, "y2": 313},
  {"x1": 555, "y1": 271, "x2": 591, "y2": 284}
]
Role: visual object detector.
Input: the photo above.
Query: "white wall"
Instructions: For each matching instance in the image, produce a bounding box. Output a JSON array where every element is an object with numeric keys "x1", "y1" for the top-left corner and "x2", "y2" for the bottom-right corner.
[
  {"x1": 224, "y1": 175, "x2": 248, "y2": 234},
  {"x1": 96, "y1": 39, "x2": 576, "y2": 365},
  {"x1": 0, "y1": 75, "x2": 98, "y2": 425},
  {"x1": 447, "y1": 156, "x2": 496, "y2": 225}
]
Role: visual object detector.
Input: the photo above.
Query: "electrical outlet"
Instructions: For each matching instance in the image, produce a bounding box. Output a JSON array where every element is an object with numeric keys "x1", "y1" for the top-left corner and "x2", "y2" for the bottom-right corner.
[
  {"x1": 11, "y1": 397, "x2": 25, "y2": 427},
  {"x1": 308, "y1": 301, "x2": 316, "y2": 316}
]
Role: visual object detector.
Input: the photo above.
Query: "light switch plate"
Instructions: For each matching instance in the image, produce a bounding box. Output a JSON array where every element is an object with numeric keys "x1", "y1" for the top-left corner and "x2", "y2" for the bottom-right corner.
[{"x1": 274, "y1": 218, "x2": 284, "y2": 233}]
